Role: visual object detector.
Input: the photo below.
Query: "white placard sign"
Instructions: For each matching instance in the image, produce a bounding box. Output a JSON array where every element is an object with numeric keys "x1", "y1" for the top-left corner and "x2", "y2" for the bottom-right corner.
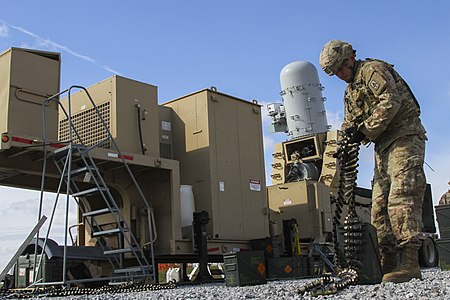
[{"x1": 249, "y1": 179, "x2": 261, "y2": 191}]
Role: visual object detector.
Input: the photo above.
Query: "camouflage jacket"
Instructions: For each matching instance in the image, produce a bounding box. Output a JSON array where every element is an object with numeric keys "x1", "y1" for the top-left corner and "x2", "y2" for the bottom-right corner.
[{"x1": 342, "y1": 59, "x2": 426, "y2": 151}]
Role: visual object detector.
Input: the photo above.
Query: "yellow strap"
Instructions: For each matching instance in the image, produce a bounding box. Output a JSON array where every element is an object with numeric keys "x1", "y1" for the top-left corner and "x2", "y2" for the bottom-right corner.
[{"x1": 293, "y1": 224, "x2": 302, "y2": 256}]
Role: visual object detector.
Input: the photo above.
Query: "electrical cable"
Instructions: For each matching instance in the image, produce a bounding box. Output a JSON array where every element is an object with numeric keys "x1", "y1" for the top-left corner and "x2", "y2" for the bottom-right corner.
[{"x1": 135, "y1": 104, "x2": 147, "y2": 155}]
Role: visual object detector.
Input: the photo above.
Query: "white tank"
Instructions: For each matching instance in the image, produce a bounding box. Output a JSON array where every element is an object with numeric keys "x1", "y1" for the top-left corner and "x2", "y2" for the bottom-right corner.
[
  {"x1": 180, "y1": 185, "x2": 195, "y2": 227},
  {"x1": 280, "y1": 61, "x2": 329, "y2": 139}
]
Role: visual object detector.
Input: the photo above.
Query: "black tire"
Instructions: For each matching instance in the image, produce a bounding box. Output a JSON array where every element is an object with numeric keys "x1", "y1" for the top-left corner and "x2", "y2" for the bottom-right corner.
[{"x1": 419, "y1": 237, "x2": 438, "y2": 267}]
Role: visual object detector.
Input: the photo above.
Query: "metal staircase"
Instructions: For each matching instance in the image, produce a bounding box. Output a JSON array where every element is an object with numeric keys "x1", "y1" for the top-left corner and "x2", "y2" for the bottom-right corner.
[{"x1": 34, "y1": 86, "x2": 156, "y2": 287}]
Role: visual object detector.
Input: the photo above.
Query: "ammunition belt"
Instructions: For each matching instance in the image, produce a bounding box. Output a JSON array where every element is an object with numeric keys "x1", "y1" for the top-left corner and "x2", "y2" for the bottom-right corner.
[
  {"x1": 298, "y1": 268, "x2": 358, "y2": 297},
  {"x1": 298, "y1": 132, "x2": 363, "y2": 297},
  {"x1": 0, "y1": 280, "x2": 176, "y2": 299}
]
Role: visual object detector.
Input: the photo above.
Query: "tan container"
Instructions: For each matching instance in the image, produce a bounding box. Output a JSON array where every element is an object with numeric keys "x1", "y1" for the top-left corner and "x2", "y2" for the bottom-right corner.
[
  {"x1": 268, "y1": 181, "x2": 332, "y2": 242},
  {"x1": 58, "y1": 75, "x2": 159, "y2": 157},
  {"x1": 163, "y1": 89, "x2": 269, "y2": 240},
  {"x1": 0, "y1": 47, "x2": 60, "y2": 148}
]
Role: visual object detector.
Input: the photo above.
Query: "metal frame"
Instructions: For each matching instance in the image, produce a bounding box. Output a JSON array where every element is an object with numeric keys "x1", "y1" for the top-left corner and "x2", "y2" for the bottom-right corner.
[{"x1": 32, "y1": 86, "x2": 157, "y2": 287}]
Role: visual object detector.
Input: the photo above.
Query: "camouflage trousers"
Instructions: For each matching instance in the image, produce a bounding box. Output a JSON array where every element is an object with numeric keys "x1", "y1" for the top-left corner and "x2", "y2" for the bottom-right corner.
[{"x1": 371, "y1": 134, "x2": 426, "y2": 250}]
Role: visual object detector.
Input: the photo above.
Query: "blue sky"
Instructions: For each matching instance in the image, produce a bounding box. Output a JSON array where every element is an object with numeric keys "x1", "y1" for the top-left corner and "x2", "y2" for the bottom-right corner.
[{"x1": 1, "y1": 1, "x2": 450, "y2": 271}]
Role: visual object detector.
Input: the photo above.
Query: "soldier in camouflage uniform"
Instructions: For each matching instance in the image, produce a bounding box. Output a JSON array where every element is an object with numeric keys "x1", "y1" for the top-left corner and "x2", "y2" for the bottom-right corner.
[
  {"x1": 319, "y1": 40, "x2": 427, "y2": 283},
  {"x1": 439, "y1": 181, "x2": 450, "y2": 205}
]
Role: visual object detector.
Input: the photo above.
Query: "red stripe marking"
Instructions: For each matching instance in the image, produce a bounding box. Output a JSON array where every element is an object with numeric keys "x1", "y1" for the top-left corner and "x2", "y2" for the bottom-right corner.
[
  {"x1": 51, "y1": 143, "x2": 66, "y2": 148},
  {"x1": 12, "y1": 136, "x2": 33, "y2": 144},
  {"x1": 208, "y1": 247, "x2": 220, "y2": 252}
]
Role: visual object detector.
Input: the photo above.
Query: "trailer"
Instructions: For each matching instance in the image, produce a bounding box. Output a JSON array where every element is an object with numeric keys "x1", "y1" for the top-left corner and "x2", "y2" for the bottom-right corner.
[{"x1": 0, "y1": 47, "x2": 270, "y2": 287}]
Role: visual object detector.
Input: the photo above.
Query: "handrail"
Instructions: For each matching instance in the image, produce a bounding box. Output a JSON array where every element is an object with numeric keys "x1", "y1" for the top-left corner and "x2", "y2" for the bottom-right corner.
[
  {"x1": 64, "y1": 86, "x2": 156, "y2": 257},
  {"x1": 43, "y1": 85, "x2": 157, "y2": 282}
]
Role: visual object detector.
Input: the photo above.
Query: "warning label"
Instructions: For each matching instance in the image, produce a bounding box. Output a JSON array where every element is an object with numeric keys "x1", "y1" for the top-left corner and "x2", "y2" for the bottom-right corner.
[
  {"x1": 249, "y1": 179, "x2": 261, "y2": 191},
  {"x1": 162, "y1": 121, "x2": 171, "y2": 131}
]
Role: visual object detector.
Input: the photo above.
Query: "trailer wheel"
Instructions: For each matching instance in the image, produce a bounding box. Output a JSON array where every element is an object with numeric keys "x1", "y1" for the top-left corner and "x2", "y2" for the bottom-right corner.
[{"x1": 419, "y1": 237, "x2": 438, "y2": 267}]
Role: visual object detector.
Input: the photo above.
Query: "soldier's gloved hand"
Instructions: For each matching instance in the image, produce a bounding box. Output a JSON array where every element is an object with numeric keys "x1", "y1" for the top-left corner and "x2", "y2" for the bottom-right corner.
[{"x1": 345, "y1": 126, "x2": 366, "y2": 144}]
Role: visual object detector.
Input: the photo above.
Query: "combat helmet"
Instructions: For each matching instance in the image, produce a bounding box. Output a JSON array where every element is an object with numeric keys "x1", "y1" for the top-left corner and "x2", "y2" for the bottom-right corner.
[{"x1": 320, "y1": 40, "x2": 354, "y2": 75}]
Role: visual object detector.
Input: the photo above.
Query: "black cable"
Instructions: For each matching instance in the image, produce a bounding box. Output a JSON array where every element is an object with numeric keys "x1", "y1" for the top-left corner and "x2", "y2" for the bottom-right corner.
[{"x1": 136, "y1": 104, "x2": 147, "y2": 155}]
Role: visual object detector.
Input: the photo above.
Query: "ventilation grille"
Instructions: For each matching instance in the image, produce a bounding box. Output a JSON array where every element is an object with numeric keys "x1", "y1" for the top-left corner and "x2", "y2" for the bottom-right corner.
[
  {"x1": 160, "y1": 143, "x2": 172, "y2": 159},
  {"x1": 59, "y1": 101, "x2": 111, "y2": 148}
]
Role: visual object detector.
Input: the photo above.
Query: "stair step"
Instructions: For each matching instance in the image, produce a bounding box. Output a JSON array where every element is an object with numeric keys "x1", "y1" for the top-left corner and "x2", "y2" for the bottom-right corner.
[
  {"x1": 52, "y1": 144, "x2": 87, "y2": 156},
  {"x1": 82, "y1": 207, "x2": 117, "y2": 217},
  {"x1": 114, "y1": 266, "x2": 150, "y2": 274},
  {"x1": 70, "y1": 166, "x2": 97, "y2": 177},
  {"x1": 104, "y1": 248, "x2": 140, "y2": 255},
  {"x1": 72, "y1": 187, "x2": 106, "y2": 197},
  {"x1": 92, "y1": 227, "x2": 127, "y2": 237}
]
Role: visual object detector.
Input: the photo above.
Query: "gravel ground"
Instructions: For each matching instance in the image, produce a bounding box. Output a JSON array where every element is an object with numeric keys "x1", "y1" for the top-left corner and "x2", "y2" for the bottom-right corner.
[{"x1": 4, "y1": 268, "x2": 449, "y2": 300}]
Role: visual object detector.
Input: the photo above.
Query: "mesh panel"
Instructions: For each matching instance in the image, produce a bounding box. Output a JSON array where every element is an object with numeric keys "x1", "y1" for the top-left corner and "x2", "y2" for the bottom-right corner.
[{"x1": 59, "y1": 102, "x2": 111, "y2": 148}]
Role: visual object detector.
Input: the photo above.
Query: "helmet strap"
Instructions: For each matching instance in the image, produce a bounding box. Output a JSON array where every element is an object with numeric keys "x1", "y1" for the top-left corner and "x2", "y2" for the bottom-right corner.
[{"x1": 345, "y1": 58, "x2": 356, "y2": 82}]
